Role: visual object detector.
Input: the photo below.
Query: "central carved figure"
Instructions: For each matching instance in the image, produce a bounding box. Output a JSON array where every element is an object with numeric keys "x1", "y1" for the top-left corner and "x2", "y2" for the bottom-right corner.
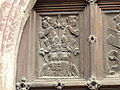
[{"x1": 39, "y1": 15, "x2": 79, "y2": 77}]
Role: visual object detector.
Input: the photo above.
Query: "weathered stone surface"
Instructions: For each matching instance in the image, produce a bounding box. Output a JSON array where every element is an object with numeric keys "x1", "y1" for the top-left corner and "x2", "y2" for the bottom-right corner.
[{"x1": 0, "y1": 0, "x2": 36, "y2": 90}]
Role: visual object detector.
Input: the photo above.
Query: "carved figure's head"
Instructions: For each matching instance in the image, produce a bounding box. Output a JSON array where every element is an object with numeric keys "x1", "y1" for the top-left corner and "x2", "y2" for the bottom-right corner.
[
  {"x1": 42, "y1": 16, "x2": 54, "y2": 29},
  {"x1": 114, "y1": 15, "x2": 120, "y2": 31},
  {"x1": 66, "y1": 16, "x2": 78, "y2": 27},
  {"x1": 114, "y1": 15, "x2": 120, "y2": 24},
  {"x1": 116, "y1": 23, "x2": 120, "y2": 31}
]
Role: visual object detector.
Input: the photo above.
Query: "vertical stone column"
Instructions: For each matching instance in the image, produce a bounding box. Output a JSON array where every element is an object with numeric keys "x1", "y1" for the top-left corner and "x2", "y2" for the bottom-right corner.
[{"x1": 0, "y1": 0, "x2": 36, "y2": 90}]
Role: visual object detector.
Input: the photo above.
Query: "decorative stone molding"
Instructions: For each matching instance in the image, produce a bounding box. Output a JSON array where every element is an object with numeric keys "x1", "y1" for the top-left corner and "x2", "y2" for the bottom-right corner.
[
  {"x1": 16, "y1": 77, "x2": 31, "y2": 90},
  {"x1": 86, "y1": 0, "x2": 97, "y2": 4},
  {"x1": 86, "y1": 77, "x2": 101, "y2": 90}
]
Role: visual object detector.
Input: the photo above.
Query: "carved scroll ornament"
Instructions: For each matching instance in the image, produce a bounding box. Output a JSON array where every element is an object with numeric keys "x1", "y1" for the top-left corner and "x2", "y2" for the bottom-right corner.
[
  {"x1": 39, "y1": 15, "x2": 80, "y2": 77},
  {"x1": 107, "y1": 14, "x2": 120, "y2": 76}
]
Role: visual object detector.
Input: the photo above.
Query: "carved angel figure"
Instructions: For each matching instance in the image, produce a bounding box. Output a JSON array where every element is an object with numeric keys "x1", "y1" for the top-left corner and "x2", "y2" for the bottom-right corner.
[
  {"x1": 107, "y1": 14, "x2": 120, "y2": 48},
  {"x1": 40, "y1": 16, "x2": 59, "y2": 48},
  {"x1": 107, "y1": 14, "x2": 120, "y2": 76},
  {"x1": 61, "y1": 16, "x2": 79, "y2": 48}
]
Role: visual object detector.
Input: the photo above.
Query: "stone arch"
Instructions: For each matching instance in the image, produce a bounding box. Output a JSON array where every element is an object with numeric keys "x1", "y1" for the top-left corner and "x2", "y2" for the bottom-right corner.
[{"x1": 0, "y1": 0, "x2": 37, "y2": 90}]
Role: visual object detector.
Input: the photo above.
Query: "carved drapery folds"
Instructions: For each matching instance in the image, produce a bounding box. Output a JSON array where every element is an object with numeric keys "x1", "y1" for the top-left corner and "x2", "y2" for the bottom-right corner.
[
  {"x1": 39, "y1": 15, "x2": 80, "y2": 77},
  {"x1": 107, "y1": 14, "x2": 120, "y2": 77}
]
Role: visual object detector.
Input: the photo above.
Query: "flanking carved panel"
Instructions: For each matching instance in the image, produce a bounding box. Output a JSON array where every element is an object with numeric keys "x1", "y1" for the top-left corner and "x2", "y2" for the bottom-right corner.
[
  {"x1": 106, "y1": 14, "x2": 120, "y2": 77},
  {"x1": 38, "y1": 14, "x2": 80, "y2": 79}
]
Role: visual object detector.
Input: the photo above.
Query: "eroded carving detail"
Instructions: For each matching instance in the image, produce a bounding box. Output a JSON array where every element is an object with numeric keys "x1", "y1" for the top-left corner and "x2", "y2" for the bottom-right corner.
[
  {"x1": 107, "y1": 14, "x2": 120, "y2": 76},
  {"x1": 16, "y1": 77, "x2": 31, "y2": 90},
  {"x1": 86, "y1": 0, "x2": 97, "y2": 4},
  {"x1": 86, "y1": 77, "x2": 101, "y2": 90},
  {"x1": 39, "y1": 15, "x2": 79, "y2": 77},
  {"x1": 108, "y1": 50, "x2": 120, "y2": 76}
]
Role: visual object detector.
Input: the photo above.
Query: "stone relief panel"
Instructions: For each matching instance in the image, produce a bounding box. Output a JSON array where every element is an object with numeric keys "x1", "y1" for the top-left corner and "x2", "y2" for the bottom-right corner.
[
  {"x1": 106, "y1": 14, "x2": 120, "y2": 77},
  {"x1": 38, "y1": 15, "x2": 80, "y2": 78}
]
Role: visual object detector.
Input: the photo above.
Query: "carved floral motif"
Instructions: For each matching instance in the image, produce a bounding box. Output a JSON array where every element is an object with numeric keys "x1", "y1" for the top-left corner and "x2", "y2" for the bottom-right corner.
[
  {"x1": 54, "y1": 82, "x2": 65, "y2": 90},
  {"x1": 16, "y1": 77, "x2": 31, "y2": 90},
  {"x1": 107, "y1": 14, "x2": 120, "y2": 76},
  {"x1": 88, "y1": 35, "x2": 97, "y2": 43},
  {"x1": 86, "y1": 77, "x2": 101, "y2": 90},
  {"x1": 39, "y1": 15, "x2": 79, "y2": 77}
]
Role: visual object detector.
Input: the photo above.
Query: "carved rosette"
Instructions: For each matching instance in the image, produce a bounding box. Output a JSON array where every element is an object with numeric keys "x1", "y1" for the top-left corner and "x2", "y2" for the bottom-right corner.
[
  {"x1": 88, "y1": 35, "x2": 97, "y2": 43},
  {"x1": 39, "y1": 15, "x2": 80, "y2": 77},
  {"x1": 106, "y1": 14, "x2": 120, "y2": 77},
  {"x1": 86, "y1": 77, "x2": 101, "y2": 90},
  {"x1": 16, "y1": 77, "x2": 31, "y2": 90},
  {"x1": 54, "y1": 82, "x2": 65, "y2": 90},
  {"x1": 86, "y1": 0, "x2": 97, "y2": 4}
]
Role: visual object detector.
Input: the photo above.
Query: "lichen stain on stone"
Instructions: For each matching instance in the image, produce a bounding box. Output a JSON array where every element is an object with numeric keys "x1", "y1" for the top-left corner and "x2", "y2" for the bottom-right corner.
[
  {"x1": 0, "y1": 0, "x2": 27, "y2": 54},
  {"x1": 0, "y1": 1, "x2": 14, "y2": 54},
  {"x1": 0, "y1": 0, "x2": 37, "y2": 55},
  {"x1": 0, "y1": 0, "x2": 36, "y2": 90},
  {"x1": 19, "y1": 0, "x2": 26, "y2": 6},
  {"x1": 0, "y1": 1, "x2": 12, "y2": 30}
]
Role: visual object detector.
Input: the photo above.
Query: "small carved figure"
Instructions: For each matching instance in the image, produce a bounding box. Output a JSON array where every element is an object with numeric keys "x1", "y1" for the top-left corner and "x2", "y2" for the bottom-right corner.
[
  {"x1": 107, "y1": 14, "x2": 120, "y2": 76},
  {"x1": 107, "y1": 14, "x2": 120, "y2": 49},
  {"x1": 40, "y1": 16, "x2": 59, "y2": 48},
  {"x1": 113, "y1": 14, "x2": 120, "y2": 32},
  {"x1": 107, "y1": 15, "x2": 120, "y2": 49},
  {"x1": 65, "y1": 16, "x2": 79, "y2": 36},
  {"x1": 61, "y1": 16, "x2": 79, "y2": 47},
  {"x1": 108, "y1": 50, "x2": 120, "y2": 75}
]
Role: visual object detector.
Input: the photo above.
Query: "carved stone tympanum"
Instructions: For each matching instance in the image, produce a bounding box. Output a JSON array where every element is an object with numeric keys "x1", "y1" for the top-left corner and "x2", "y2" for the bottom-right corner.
[
  {"x1": 107, "y1": 14, "x2": 120, "y2": 76},
  {"x1": 39, "y1": 15, "x2": 79, "y2": 77}
]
